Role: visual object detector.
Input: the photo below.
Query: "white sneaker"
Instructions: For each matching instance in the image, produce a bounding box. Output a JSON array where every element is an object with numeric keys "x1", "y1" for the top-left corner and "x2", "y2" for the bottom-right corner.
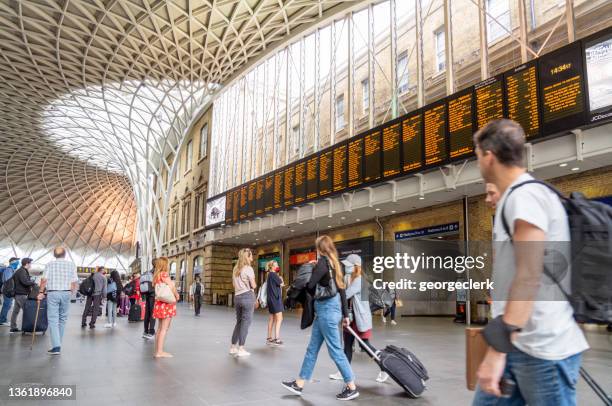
[
  {"x1": 329, "y1": 371, "x2": 343, "y2": 380},
  {"x1": 112, "y1": 323, "x2": 117, "y2": 328},
  {"x1": 391, "y1": 320, "x2": 397, "y2": 326},
  {"x1": 104, "y1": 323, "x2": 112, "y2": 328},
  {"x1": 381, "y1": 315, "x2": 387, "y2": 323},
  {"x1": 229, "y1": 347, "x2": 238, "y2": 355},
  {"x1": 235, "y1": 349, "x2": 251, "y2": 357},
  {"x1": 376, "y1": 372, "x2": 389, "y2": 383}
]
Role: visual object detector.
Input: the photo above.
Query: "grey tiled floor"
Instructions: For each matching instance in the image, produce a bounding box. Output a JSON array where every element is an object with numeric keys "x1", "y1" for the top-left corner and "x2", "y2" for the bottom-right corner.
[{"x1": 0, "y1": 302, "x2": 610, "y2": 405}]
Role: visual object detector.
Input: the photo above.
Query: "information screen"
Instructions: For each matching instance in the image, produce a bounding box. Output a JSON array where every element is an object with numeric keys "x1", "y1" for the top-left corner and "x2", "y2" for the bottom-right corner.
[
  {"x1": 424, "y1": 102, "x2": 447, "y2": 166},
  {"x1": 348, "y1": 137, "x2": 363, "y2": 188},
  {"x1": 475, "y1": 75, "x2": 504, "y2": 130},
  {"x1": 332, "y1": 143, "x2": 348, "y2": 192},
  {"x1": 283, "y1": 166, "x2": 295, "y2": 207},
  {"x1": 382, "y1": 122, "x2": 401, "y2": 178},
  {"x1": 447, "y1": 90, "x2": 474, "y2": 159},
  {"x1": 364, "y1": 130, "x2": 382, "y2": 183},
  {"x1": 505, "y1": 62, "x2": 541, "y2": 139},
  {"x1": 538, "y1": 41, "x2": 585, "y2": 135},
  {"x1": 319, "y1": 150, "x2": 332, "y2": 196},
  {"x1": 239, "y1": 185, "x2": 248, "y2": 220},
  {"x1": 402, "y1": 112, "x2": 423, "y2": 172},
  {"x1": 247, "y1": 181, "x2": 256, "y2": 217},
  {"x1": 264, "y1": 174, "x2": 274, "y2": 213},
  {"x1": 294, "y1": 161, "x2": 306, "y2": 204},
  {"x1": 273, "y1": 171, "x2": 283, "y2": 210},
  {"x1": 306, "y1": 156, "x2": 318, "y2": 200},
  {"x1": 225, "y1": 192, "x2": 233, "y2": 225},
  {"x1": 584, "y1": 30, "x2": 612, "y2": 124},
  {"x1": 232, "y1": 189, "x2": 240, "y2": 223},
  {"x1": 255, "y1": 179, "x2": 264, "y2": 215}
]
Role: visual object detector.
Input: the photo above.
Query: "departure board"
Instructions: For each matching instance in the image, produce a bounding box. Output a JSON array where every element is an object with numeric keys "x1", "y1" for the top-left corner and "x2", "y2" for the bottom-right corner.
[
  {"x1": 225, "y1": 191, "x2": 233, "y2": 225},
  {"x1": 283, "y1": 166, "x2": 295, "y2": 207},
  {"x1": 319, "y1": 150, "x2": 332, "y2": 196},
  {"x1": 424, "y1": 102, "x2": 447, "y2": 166},
  {"x1": 539, "y1": 41, "x2": 585, "y2": 135},
  {"x1": 382, "y1": 122, "x2": 401, "y2": 178},
  {"x1": 364, "y1": 131, "x2": 382, "y2": 182},
  {"x1": 505, "y1": 62, "x2": 541, "y2": 139},
  {"x1": 294, "y1": 161, "x2": 306, "y2": 204},
  {"x1": 475, "y1": 75, "x2": 504, "y2": 130},
  {"x1": 264, "y1": 174, "x2": 274, "y2": 212},
  {"x1": 255, "y1": 179, "x2": 264, "y2": 215},
  {"x1": 247, "y1": 182, "x2": 256, "y2": 217},
  {"x1": 584, "y1": 29, "x2": 612, "y2": 124},
  {"x1": 273, "y1": 171, "x2": 283, "y2": 210},
  {"x1": 232, "y1": 189, "x2": 240, "y2": 223},
  {"x1": 447, "y1": 90, "x2": 475, "y2": 159},
  {"x1": 348, "y1": 137, "x2": 363, "y2": 188},
  {"x1": 332, "y1": 144, "x2": 347, "y2": 192},
  {"x1": 402, "y1": 112, "x2": 423, "y2": 172},
  {"x1": 306, "y1": 156, "x2": 319, "y2": 200},
  {"x1": 239, "y1": 185, "x2": 248, "y2": 220}
]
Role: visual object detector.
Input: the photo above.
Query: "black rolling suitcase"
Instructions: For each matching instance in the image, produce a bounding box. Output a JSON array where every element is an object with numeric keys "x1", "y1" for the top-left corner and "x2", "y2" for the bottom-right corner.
[
  {"x1": 22, "y1": 299, "x2": 48, "y2": 335},
  {"x1": 346, "y1": 326, "x2": 428, "y2": 398},
  {"x1": 128, "y1": 302, "x2": 142, "y2": 322}
]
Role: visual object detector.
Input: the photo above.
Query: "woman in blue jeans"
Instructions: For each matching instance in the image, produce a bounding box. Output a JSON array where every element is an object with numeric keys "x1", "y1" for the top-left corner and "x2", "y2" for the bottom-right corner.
[{"x1": 282, "y1": 235, "x2": 359, "y2": 401}]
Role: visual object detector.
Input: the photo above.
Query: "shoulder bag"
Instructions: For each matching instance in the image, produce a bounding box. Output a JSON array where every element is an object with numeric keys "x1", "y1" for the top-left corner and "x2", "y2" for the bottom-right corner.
[
  {"x1": 313, "y1": 257, "x2": 337, "y2": 300},
  {"x1": 155, "y1": 281, "x2": 176, "y2": 304}
]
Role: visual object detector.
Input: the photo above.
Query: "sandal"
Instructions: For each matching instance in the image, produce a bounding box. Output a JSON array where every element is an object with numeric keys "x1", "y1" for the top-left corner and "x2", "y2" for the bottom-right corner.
[
  {"x1": 266, "y1": 337, "x2": 274, "y2": 345},
  {"x1": 273, "y1": 339, "x2": 283, "y2": 346}
]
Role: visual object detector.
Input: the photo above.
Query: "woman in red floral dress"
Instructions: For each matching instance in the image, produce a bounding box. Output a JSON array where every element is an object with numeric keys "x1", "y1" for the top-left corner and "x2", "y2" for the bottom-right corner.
[{"x1": 152, "y1": 257, "x2": 179, "y2": 358}]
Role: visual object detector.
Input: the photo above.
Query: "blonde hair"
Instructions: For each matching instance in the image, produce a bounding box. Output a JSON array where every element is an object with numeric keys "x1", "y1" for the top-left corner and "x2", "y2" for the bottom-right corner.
[
  {"x1": 350, "y1": 264, "x2": 362, "y2": 284},
  {"x1": 265, "y1": 260, "x2": 278, "y2": 273},
  {"x1": 233, "y1": 248, "x2": 252, "y2": 278},
  {"x1": 315, "y1": 235, "x2": 345, "y2": 289},
  {"x1": 153, "y1": 257, "x2": 169, "y2": 285}
]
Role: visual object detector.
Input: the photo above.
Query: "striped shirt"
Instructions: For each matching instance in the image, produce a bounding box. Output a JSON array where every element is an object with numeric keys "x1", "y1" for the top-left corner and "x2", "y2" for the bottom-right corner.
[{"x1": 43, "y1": 259, "x2": 78, "y2": 291}]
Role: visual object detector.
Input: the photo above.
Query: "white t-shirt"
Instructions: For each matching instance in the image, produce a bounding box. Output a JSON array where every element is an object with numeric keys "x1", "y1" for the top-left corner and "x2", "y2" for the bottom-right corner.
[{"x1": 492, "y1": 173, "x2": 588, "y2": 360}]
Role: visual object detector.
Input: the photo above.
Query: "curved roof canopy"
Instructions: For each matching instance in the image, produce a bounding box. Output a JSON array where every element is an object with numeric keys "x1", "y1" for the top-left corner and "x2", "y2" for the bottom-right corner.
[{"x1": 0, "y1": 0, "x2": 357, "y2": 270}]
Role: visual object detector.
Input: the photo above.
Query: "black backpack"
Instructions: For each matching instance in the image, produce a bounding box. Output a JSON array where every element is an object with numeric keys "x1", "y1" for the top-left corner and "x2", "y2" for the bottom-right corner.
[
  {"x1": 1, "y1": 273, "x2": 16, "y2": 298},
  {"x1": 78, "y1": 275, "x2": 95, "y2": 297},
  {"x1": 502, "y1": 180, "x2": 612, "y2": 323},
  {"x1": 123, "y1": 281, "x2": 135, "y2": 297}
]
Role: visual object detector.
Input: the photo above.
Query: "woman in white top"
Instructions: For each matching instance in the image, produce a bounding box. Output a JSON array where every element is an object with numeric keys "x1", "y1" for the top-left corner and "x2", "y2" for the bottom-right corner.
[{"x1": 230, "y1": 248, "x2": 257, "y2": 357}]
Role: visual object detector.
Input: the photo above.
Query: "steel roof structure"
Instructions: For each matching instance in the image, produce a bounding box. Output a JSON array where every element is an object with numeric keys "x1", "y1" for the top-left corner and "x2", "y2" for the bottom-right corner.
[{"x1": 0, "y1": 0, "x2": 360, "y2": 271}]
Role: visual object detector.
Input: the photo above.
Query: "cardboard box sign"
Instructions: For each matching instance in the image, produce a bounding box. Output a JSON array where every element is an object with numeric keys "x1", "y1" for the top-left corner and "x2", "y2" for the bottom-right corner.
[{"x1": 466, "y1": 327, "x2": 488, "y2": 391}]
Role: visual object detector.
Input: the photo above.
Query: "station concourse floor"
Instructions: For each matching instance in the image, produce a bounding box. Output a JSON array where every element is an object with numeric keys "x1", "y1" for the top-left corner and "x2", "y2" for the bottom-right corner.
[{"x1": 0, "y1": 302, "x2": 610, "y2": 406}]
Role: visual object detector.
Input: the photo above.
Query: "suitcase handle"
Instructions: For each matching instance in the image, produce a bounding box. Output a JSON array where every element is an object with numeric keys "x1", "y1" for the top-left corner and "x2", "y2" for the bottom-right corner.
[{"x1": 345, "y1": 325, "x2": 381, "y2": 362}]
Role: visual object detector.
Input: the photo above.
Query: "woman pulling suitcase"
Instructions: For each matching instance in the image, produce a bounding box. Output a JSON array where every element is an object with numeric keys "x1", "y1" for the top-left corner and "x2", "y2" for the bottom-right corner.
[{"x1": 281, "y1": 235, "x2": 360, "y2": 401}]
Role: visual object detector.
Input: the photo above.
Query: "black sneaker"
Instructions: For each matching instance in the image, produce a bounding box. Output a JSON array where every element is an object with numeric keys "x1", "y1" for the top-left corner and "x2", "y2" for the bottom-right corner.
[
  {"x1": 336, "y1": 386, "x2": 359, "y2": 401},
  {"x1": 81, "y1": 323, "x2": 86, "y2": 328},
  {"x1": 9, "y1": 328, "x2": 20, "y2": 333},
  {"x1": 47, "y1": 347, "x2": 61, "y2": 355},
  {"x1": 281, "y1": 380, "x2": 303, "y2": 396}
]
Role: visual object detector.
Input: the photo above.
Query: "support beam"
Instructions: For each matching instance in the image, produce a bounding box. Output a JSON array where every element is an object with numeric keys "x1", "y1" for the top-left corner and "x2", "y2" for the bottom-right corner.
[
  {"x1": 566, "y1": 0, "x2": 575, "y2": 43},
  {"x1": 415, "y1": 0, "x2": 425, "y2": 108},
  {"x1": 390, "y1": 0, "x2": 398, "y2": 117},
  {"x1": 330, "y1": 21, "x2": 337, "y2": 145},
  {"x1": 368, "y1": 3, "x2": 375, "y2": 128},
  {"x1": 478, "y1": 0, "x2": 489, "y2": 80},
  {"x1": 517, "y1": 0, "x2": 529, "y2": 64},
  {"x1": 443, "y1": 0, "x2": 455, "y2": 95},
  {"x1": 348, "y1": 12, "x2": 355, "y2": 138},
  {"x1": 314, "y1": 29, "x2": 320, "y2": 152}
]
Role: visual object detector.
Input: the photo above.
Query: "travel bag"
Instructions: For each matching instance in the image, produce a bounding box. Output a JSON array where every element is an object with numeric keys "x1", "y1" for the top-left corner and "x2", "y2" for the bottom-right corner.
[
  {"x1": 128, "y1": 301, "x2": 142, "y2": 322},
  {"x1": 345, "y1": 325, "x2": 428, "y2": 398},
  {"x1": 21, "y1": 298, "x2": 48, "y2": 335}
]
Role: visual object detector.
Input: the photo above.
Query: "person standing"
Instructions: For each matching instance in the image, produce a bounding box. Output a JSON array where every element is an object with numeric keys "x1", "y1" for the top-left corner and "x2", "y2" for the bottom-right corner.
[
  {"x1": 282, "y1": 235, "x2": 359, "y2": 401},
  {"x1": 472, "y1": 119, "x2": 588, "y2": 405},
  {"x1": 129, "y1": 272, "x2": 141, "y2": 307},
  {"x1": 265, "y1": 260, "x2": 284, "y2": 346},
  {"x1": 39, "y1": 247, "x2": 78, "y2": 355},
  {"x1": 140, "y1": 262, "x2": 156, "y2": 340},
  {"x1": 9, "y1": 258, "x2": 36, "y2": 333},
  {"x1": 382, "y1": 287, "x2": 398, "y2": 325},
  {"x1": 229, "y1": 248, "x2": 256, "y2": 357},
  {"x1": 104, "y1": 270, "x2": 122, "y2": 328},
  {"x1": 81, "y1": 266, "x2": 107, "y2": 329},
  {"x1": 189, "y1": 275, "x2": 203, "y2": 316},
  {"x1": 0, "y1": 257, "x2": 20, "y2": 326},
  {"x1": 152, "y1": 257, "x2": 178, "y2": 358}
]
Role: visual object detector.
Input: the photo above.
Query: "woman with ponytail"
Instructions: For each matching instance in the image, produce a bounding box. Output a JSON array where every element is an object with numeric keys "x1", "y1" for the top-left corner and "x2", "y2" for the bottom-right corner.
[{"x1": 282, "y1": 235, "x2": 359, "y2": 401}]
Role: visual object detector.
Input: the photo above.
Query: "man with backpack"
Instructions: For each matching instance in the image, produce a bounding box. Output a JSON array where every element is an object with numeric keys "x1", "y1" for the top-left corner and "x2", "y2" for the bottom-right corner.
[
  {"x1": 81, "y1": 266, "x2": 107, "y2": 329},
  {"x1": 189, "y1": 275, "x2": 203, "y2": 316},
  {"x1": 472, "y1": 119, "x2": 589, "y2": 405},
  {"x1": 140, "y1": 261, "x2": 155, "y2": 340},
  {"x1": 0, "y1": 257, "x2": 20, "y2": 326},
  {"x1": 9, "y1": 258, "x2": 36, "y2": 333}
]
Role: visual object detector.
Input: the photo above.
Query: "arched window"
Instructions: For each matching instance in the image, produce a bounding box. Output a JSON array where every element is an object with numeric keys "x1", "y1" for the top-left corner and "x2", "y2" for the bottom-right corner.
[
  {"x1": 193, "y1": 255, "x2": 203, "y2": 276},
  {"x1": 169, "y1": 262, "x2": 177, "y2": 279}
]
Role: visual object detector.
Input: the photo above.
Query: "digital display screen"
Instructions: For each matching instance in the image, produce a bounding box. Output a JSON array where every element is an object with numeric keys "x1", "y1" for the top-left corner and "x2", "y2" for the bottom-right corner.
[
  {"x1": 402, "y1": 112, "x2": 423, "y2": 172},
  {"x1": 232, "y1": 189, "x2": 240, "y2": 223},
  {"x1": 538, "y1": 41, "x2": 585, "y2": 135},
  {"x1": 348, "y1": 137, "x2": 363, "y2": 188},
  {"x1": 475, "y1": 75, "x2": 504, "y2": 130},
  {"x1": 584, "y1": 31, "x2": 612, "y2": 124},
  {"x1": 264, "y1": 174, "x2": 274, "y2": 213},
  {"x1": 255, "y1": 179, "x2": 264, "y2": 215},
  {"x1": 294, "y1": 161, "x2": 306, "y2": 204},
  {"x1": 306, "y1": 156, "x2": 318, "y2": 200},
  {"x1": 447, "y1": 90, "x2": 474, "y2": 159},
  {"x1": 364, "y1": 131, "x2": 382, "y2": 183},
  {"x1": 319, "y1": 150, "x2": 332, "y2": 196},
  {"x1": 333, "y1": 144, "x2": 348, "y2": 192},
  {"x1": 283, "y1": 166, "x2": 295, "y2": 207},
  {"x1": 382, "y1": 122, "x2": 401, "y2": 178},
  {"x1": 273, "y1": 171, "x2": 283, "y2": 210},
  {"x1": 239, "y1": 185, "x2": 248, "y2": 220},
  {"x1": 505, "y1": 62, "x2": 541, "y2": 139},
  {"x1": 247, "y1": 181, "x2": 256, "y2": 218},
  {"x1": 224, "y1": 191, "x2": 233, "y2": 225},
  {"x1": 424, "y1": 102, "x2": 447, "y2": 166}
]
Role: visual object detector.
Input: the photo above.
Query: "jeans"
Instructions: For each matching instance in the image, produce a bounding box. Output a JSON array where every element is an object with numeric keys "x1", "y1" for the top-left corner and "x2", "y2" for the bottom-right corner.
[
  {"x1": 107, "y1": 300, "x2": 117, "y2": 325},
  {"x1": 473, "y1": 351, "x2": 582, "y2": 406},
  {"x1": 231, "y1": 291, "x2": 255, "y2": 346},
  {"x1": 299, "y1": 294, "x2": 355, "y2": 383},
  {"x1": 82, "y1": 295, "x2": 102, "y2": 326},
  {"x1": 10, "y1": 294, "x2": 27, "y2": 329},
  {"x1": 0, "y1": 295, "x2": 13, "y2": 323},
  {"x1": 194, "y1": 294, "x2": 202, "y2": 315},
  {"x1": 47, "y1": 291, "x2": 70, "y2": 349},
  {"x1": 143, "y1": 294, "x2": 156, "y2": 334}
]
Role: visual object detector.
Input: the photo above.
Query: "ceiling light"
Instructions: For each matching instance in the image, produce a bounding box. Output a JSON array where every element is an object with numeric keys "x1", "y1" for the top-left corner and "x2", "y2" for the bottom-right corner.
[
  {"x1": 375, "y1": 208, "x2": 380, "y2": 211},
  {"x1": 559, "y1": 163, "x2": 568, "y2": 167},
  {"x1": 340, "y1": 216, "x2": 346, "y2": 220},
  {"x1": 290, "y1": 229, "x2": 295, "y2": 232},
  {"x1": 391, "y1": 210, "x2": 396, "y2": 214},
  {"x1": 571, "y1": 167, "x2": 580, "y2": 171},
  {"x1": 356, "y1": 219, "x2": 360, "y2": 222},
  {"x1": 298, "y1": 222, "x2": 303, "y2": 225},
  {"x1": 419, "y1": 196, "x2": 425, "y2": 200},
  {"x1": 267, "y1": 239, "x2": 271, "y2": 242},
  {"x1": 255, "y1": 238, "x2": 259, "y2": 241}
]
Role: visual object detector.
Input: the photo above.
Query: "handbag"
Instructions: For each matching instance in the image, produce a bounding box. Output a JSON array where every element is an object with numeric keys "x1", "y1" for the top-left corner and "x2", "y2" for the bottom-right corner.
[
  {"x1": 155, "y1": 282, "x2": 176, "y2": 304},
  {"x1": 314, "y1": 257, "x2": 337, "y2": 300}
]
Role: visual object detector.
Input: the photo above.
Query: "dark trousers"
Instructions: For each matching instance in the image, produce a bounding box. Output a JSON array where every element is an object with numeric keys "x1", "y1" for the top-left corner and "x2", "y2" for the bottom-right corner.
[
  {"x1": 384, "y1": 301, "x2": 396, "y2": 320},
  {"x1": 143, "y1": 294, "x2": 155, "y2": 334},
  {"x1": 343, "y1": 330, "x2": 375, "y2": 363},
  {"x1": 10, "y1": 294, "x2": 27, "y2": 329},
  {"x1": 194, "y1": 294, "x2": 201, "y2": 315},
  {"x1": 82, "y1": 295, "x2": 102, "y2": 326}
]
